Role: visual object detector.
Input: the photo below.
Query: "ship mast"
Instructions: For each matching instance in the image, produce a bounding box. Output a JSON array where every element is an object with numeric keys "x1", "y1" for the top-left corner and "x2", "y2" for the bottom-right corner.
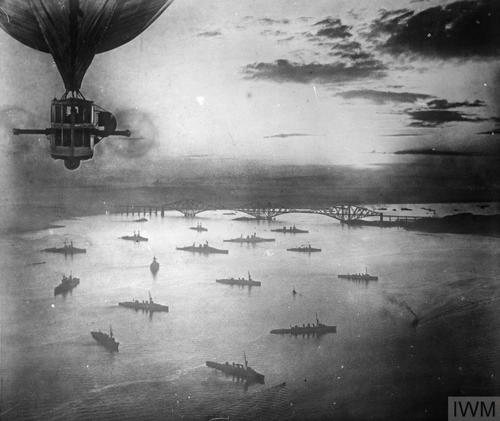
[{"x1": 244, "y1": 352, "x2": 248, "y2": 369}]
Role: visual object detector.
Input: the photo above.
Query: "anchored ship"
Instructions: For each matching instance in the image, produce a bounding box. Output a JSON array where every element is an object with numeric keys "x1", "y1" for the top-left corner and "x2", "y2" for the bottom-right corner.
[
  {"x1": 338, "y1": 268, "x2": 378, "y2": 281},
  {"x1": 270, "y1": 314, "x2": 336, "y2": 337},
  {"x1": 118, "y1": 291, "x2": 169, "y2": 313},
  {"x1": 150, "y1": 257, "x2": 159, "y2": 274},
  {"x1": 223, "y1": 233, "x2": 275, "y2": 243},
  {"x1": 91, "y1": 326, "x2": 119, "y2": 352},
  {"x1": 271, "y1": 225, "x2": 309, "y2": 234},
  {"x1": 189, "y1": 222, "x2": 208, "y2": 232},
  {"x1": 206, "y1": 353, "x2": 264, "y2": 384},
  {"x1": 43, "y1": 241, "x2": 86, "y2": 255},
  {"x1": 216, "y1": 272, "x2": 261, "y2": 287},
  {"x1": 54, "y1": 273, "x2": 80, "y2": 295},
  {"x1": 120, "y1": 231, "x2": 148, "y2": 242},
  {"x1": 287, "y1": 244, "x2": 321, "y2": 253},
  {"x1": 176, "y1": 242, "x2": 228, "y2": 254}
]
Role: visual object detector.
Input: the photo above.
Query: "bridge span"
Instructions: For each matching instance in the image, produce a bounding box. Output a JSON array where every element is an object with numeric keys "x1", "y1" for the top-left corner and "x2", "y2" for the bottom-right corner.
[{"x1": 111, "y1": 200, "x2": 427, "y2": 225}]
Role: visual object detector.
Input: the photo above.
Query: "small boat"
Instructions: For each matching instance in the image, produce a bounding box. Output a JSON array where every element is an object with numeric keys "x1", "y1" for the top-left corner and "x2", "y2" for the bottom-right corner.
[
  {"x1": 270, "y1": 314, "x2": 336, "y2": 337},
  {"x1": 206, "y1": 353, "x2": 264, "y2": 384},
  {"x1": 189, "y1": 222, "x2": 208, "y2": 232},
  {"x1": 118, "y1": 291, "x2": 168, "y2": 313},
  {"x1": 43, "y1": 241, "x2": 86, "y2": 255},
  {"x1": 271, "y1": 225, "x2": 308, "y2": 234},
  {"x1": 150, "y1": 256, "x2": 159, "y2": 274},
  {"x1": 91, "y1": 326, "x2": 119, "y2": 352},
  {"x1": 224, "y1": 233, "x2": 275, "y2": 243},
  {"x1": 287, "y1": 244, "x2": 321, "y2": 253},
  {"x1": 54, "y1": 273, "x2": 80, "y2": 296},
  {"x1": 133, "y1": 218, "x2": 148, "y2": 222},
  {"x1": 216, "y1": 272, "x2": 261, "y2": 287},
  {"x1": 338, "y1": 268, "x2": 378, "y2": 281},
  {"x1": 176, "y1": 242, "x2": 228, "y2": 254},
  {"x1": 120, "y1": 231, "x2": 148, "y2": 242}
]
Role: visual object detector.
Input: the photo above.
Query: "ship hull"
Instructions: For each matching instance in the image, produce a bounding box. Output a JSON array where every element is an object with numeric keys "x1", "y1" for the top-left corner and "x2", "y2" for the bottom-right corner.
[
  {"x1": 120, "y1": 236, "x2": 148, "y2": 242},
  {"x1": 91, "y1": 332, "x2": 119, "y2": 352},
  {"x1": 206, "y1": 361, "x2": 265, "y2": 384},
  {"x1": 216, "y1": 279, "x2": 261, "y2": 287},
  {"x1": 338, "y1": 275, "x2": 378, "y2": 281},
  {"x1": 270, "y1": 326, "x2": 336, "y2": 336},
  {"x1": 118, "y1": 302, "x2": 169, "y2": 312},
  {"x1": 287, "y1": 248, "x2": 321, "y2": 253},
  {"x1": 271, "y1": 228, "x2": 309, "y2": 234},
  {"x1": 150, "y1": 262, "x2": 159, "y2": 274},
  {"x1": 43, "y1": 247, "x2": 86, "y2": 254},
  {"x1": 189, "y1": 227, "x2": 208, "y2": 232},
  {"x1": 54, "y1": 279, "x2": 79, "y2": 295},
  {"x1": 176, "y1": 246, "x2": 228, "y2": 254},
  {"x1": 223, "y1": 238, "x2": 275, "y2": 243}
]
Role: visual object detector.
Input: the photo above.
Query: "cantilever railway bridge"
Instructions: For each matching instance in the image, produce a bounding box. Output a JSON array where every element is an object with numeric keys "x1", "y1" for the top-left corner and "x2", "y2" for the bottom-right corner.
[{"x1": 110, "y1": 199, "x2": 426, "y2": 224}]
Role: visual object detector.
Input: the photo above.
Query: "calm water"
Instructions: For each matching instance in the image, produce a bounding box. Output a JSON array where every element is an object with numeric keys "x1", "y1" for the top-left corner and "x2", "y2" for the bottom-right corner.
[{"x1": 1, "y1": 205, "x2": 500, "y2": 420}]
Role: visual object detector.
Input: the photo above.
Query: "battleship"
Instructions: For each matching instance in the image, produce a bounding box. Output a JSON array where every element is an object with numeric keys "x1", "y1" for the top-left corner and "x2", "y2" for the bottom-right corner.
[
  {"x1": 150, "y1": 257, "x2": 159, "y2": 274},
  {"x1": 271, "y1": 225, "x2": 309, "y2": 234},
  {"x1": 54, "y1": 273, "x2": 80, "y2": 296},
  {"x1": 189, "y1": 222, "x2": 208, "y2": 232},
  {"x1": 338, "y1": 269, "x2": 378, "y2": 281},
  {"x1": 176, "y1": 241, "x2": 228, "y2": 254},
  {"x1": 43, "y1": 241, "x2": 86, "y2": 255},
  {"x1": 270, "y1": 314, "x2": 336, "y2": 336},
  {"x1": 120, "y1": 231, "x2": 148, "y2": 242},
  {"x1": 118, "y1": 292, "x2": 168, "y2": 313},
  {"x1": 223, "y1": 233, "x2": 275, "y2": 243},
  {"x1": 287, "y1": 244, "x2": 321, "y2": 253},
  {"x1": 91, "y1": 327, "x2": 119, "y2": 352},
  {"x1": 206, "y1": 353, "x2": 264, "y2": 384},
  {"x1": 216, "y1": 272, "x2": 261, "y2": 287}
]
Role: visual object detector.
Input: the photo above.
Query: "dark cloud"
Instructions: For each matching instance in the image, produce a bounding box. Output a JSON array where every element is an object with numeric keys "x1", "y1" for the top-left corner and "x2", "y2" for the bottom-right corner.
[
  {"x1": 382, "y1": 0, "x2": 500, "y2": 58},
  {"x1": 426, "y1": 99, "x2": 485, "y2": 109},
  {"x1": 264, "y1": 133, "x2": 319, "y2": 139},
  {"x1": 380, "y1": 133, "x2": 426, "y2": 137},
  {"x1": 314, "y1": 17, "x2": 352, "y2": 39},
  {"x1": 337, "y1": 89, "x2": 432, "y2": 104},
  {"x1": 197, "y1": 30, "x2": 222, "y2": 37},
  {"x1": 257, "y1": 18, "x2": 290, "y2": 25},
  {"x1": 99, "y1": 109, "x2": 158, "y2": 158},
  {"x1": 243, "y1": 59, "x2": 386, "y2": 83},
  {"x1": 407, "y1": 110, "x2": 487, "y2": 127},
  {"x1": 367, "y1": 9, "x2": 414, "y2": 38},
  {"x1": 394, "y1": 148, "x2": 492, "y2": 156},
  {"x1": 261, "y1": 29, "x2": 287, "y2": 37}
]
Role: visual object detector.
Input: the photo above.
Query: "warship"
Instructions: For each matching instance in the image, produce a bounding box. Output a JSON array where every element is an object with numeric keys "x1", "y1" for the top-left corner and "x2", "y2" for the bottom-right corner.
[
  {"x1": 271, "y1": 225, "x2": 309, "y2": 234},
  {"x1": 338, "y1": 269, "x2": 378, "y2": 281},
  {"x1": 176, "y1": 242, "x2": 228, "y2": 254},
  {"x1": 223, "y1": 233, "x2": 275, "y2": 243},
  {"x1": 120, "y1": 231, "x2": 148, "y2": 242},
  {"x1": 118, "y1": 291, "x2": 168, "y2": 313},
  {"x1": 287, "y1": 244, "x2": 321, "y2": 253},
  {"x1": 150, "y1": 257, "x2": 159, "y2": 274},
  {"x1": 270, "y1": 314, "x2": 336, "y2": 337},
  {"x1": 216, "y1": 272, "x2": 261, "y2": 287},
  {"x1": 91, "y1": 326, "x2": 119, "y2": 352},
  {"x1": 43, "y1": 241, "x2": 86, "y2": 255},
  {"x1": 54, "y1": 273, "x2": 80, "y2": 295},
  {"x1": 189, "y1": 222, "x2": 208, "y2": 232},
  {"x1": 206, "y1": 353, "x2": 264, "y2": 384}
]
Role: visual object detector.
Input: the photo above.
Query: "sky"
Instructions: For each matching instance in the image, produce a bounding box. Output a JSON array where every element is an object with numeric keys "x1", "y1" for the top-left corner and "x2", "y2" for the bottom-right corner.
[{"x1": 0, "y1": 0, "x2": 499, "y2": 196}]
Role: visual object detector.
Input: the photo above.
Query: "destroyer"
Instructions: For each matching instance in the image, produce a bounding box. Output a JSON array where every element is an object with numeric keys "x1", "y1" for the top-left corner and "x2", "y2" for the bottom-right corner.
[
  {"x1": 223, "y1": 233, "x2": 275, "y2": 243},
  {"x1": 43, "y1": 241, "x2": 86, "y2": 255},
  {"x1": 118, "y1": 292, "x2": 168, "y2": 313},
  {"x1": 54, "y1": 273, "x2": 79, "y2": 295},
  {"x1": 206, "y1": 353, "x2": 264, "y2": 384},
  {"x1": 91, "y1": 326, "x2": 119, "y2": 352},
  {"x1": 287, "y1": 244, "x2": 321, "y2": 253},
  {"x1": 150, "y1": 257, "x2": 159, "y2": 274},
  {"x1": 216, "y1": 272, "x2": 261, "y2": 287},
  {"x1": 270, "y1": 314, "x2": 336, "y2": 337},
  {"x1": 176, "y1": 242, "x2": 228, "y2": 254},
  {"x1": 338, "y1": 269, "x2": 378, "y2": 281},
  {"x1": 271, "y1": 225, "x2": 308, "y2": 234},
  {"x1": 189, "y1": 222, "x2": 208, "y2": 232},
  {"x1": 120, "y1": 231, "x2": 148, "y2": 242}
]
